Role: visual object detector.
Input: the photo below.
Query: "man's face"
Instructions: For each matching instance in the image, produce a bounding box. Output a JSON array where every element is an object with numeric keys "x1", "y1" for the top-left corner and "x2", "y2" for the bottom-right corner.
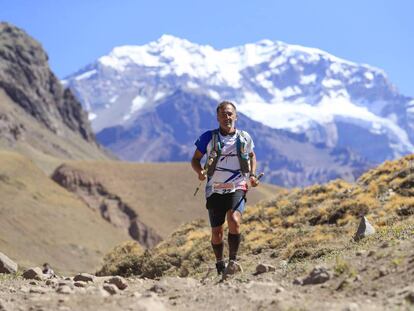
[{"x1": 217, "y1": 104, "x2": 237, "y2": 130}]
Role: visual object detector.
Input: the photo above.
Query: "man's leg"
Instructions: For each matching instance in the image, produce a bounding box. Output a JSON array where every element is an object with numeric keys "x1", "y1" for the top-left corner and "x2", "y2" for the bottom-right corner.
[
  {"x1": 207, "y1": 193, "x2": 228, "y2": 275},
  {"x1": 211, "y1": 225, "x2": 224, "y2": 259},
  {"x1": 223, "y1": 209, "x2": 243, "y2": 276},
  {"x1": 211, "y1": 225, "x2": 226, "y2": 274},
  {"x1": 227, "y1": 210, "x2": 242, "y2": 261}
]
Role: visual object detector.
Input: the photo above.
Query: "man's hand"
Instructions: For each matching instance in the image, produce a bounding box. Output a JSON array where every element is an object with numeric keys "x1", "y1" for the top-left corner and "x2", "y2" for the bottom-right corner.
[
  {"x1": 198, "y1": 170, "x2": 207, "y2": 181},
  {"x1": 249, "y1": 175, "x2": 259, "y2": 187}
]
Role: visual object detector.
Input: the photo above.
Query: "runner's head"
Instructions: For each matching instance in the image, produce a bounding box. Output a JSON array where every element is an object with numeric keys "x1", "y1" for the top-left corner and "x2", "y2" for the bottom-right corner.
[{"x1": 216, "y1": 101, "x2": 237, "y2": 132}]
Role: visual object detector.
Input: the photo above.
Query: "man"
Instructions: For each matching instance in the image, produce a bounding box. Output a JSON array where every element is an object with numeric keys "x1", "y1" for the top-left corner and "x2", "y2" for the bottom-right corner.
[{"x1": 191, "y1": 101, "x2": 259, "y2": 275}]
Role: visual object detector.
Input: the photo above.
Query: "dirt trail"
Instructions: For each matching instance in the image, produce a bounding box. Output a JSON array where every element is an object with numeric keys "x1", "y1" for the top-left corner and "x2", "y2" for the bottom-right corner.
[{"x1": 1, "y1": 238, "x2": 413, "y2": 311}]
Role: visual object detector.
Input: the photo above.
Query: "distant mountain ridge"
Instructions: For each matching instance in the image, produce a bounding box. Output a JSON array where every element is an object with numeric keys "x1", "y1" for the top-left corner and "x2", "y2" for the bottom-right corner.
[{"x1": 64, "y1": 35, "x2": 414, "y2": 167}]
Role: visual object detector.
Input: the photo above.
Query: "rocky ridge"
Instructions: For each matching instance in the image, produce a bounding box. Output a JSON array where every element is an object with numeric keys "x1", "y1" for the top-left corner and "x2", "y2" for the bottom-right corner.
[
  {"x1": 0, "y1": 22, "x2": 113, "y2": 177},
  {"x1": 0, "y1": 22, "x2": 95, "y2": 142},
  {"x1": 51, "y1": 164, "x2": 162, "y2": 248}
]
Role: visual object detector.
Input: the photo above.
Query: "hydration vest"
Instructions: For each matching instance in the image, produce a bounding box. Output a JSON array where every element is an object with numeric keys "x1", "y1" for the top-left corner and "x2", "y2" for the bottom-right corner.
[{"x1": 205, "y1": 129, "x2": 251, "y2": 177}]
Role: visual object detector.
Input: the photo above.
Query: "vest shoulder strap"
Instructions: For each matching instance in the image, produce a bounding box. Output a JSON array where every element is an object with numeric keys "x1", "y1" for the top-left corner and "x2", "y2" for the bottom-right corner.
[
  {"x1": 211, "y1": 129, "x2": 221, "y2": 153},
  {"x1": 205, "y1": 129, "x2": 221, "y2": 177}
]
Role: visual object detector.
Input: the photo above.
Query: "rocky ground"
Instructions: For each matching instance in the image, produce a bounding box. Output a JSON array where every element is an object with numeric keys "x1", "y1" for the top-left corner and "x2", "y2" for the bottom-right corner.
[{"x1": 1, "y1": 235, "x2": 414, "y2": 311}]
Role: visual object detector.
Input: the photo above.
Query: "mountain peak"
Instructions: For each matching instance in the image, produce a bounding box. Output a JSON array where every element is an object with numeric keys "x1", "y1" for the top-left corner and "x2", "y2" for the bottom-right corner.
[
  {"x1": 154, "y1": 34, "x2": 193, "y2": 47},
  {"x1": 95, "y1": 36, "x2": 386, "y2": 85}
]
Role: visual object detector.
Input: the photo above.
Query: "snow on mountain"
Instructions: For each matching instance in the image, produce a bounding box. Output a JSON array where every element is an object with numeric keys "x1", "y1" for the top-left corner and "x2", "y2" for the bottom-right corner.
[
  {"x1": 64, "y1": 35, "x2": 414, "y2": 164},
  {"x1": 93, "y1": 34, "x2": 382, "y2": 91}
]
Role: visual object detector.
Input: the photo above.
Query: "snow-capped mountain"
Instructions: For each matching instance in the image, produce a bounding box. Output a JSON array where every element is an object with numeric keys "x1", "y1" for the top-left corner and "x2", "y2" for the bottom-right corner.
[{"x1": 63, "y1": 35, "x2": 414, "y2": 164}]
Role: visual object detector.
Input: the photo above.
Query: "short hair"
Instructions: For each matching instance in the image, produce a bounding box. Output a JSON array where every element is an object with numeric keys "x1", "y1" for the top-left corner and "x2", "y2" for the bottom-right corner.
[{"x1": 216, "y1": 101, "x2": 237, "y2": 114}]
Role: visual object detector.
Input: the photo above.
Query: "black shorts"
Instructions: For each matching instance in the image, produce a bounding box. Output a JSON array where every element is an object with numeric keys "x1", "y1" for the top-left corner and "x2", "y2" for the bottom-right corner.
[{"x1": 206, "y1": 190, "x2": 246, "y2": 228}]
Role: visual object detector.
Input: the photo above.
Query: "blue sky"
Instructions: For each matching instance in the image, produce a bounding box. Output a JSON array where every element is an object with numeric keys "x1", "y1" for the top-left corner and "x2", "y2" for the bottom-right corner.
[{"x1": 1, "y1": 0, "x2": 413, "y2": 96}]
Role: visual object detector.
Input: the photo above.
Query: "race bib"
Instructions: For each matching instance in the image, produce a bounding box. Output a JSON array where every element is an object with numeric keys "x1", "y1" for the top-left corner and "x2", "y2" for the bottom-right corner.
[{"x1": 212, "y1": 182, "x2": 236, "y2": 192}]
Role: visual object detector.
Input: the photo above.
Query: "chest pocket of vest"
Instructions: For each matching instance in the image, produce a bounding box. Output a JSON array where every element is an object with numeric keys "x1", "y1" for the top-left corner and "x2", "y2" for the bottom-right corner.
[
  {"x1": 206, "y1": 130, "x2": 250, "y2": 177},
  {"x1": 237, "y1": 131, "x2": 250, "y2": 175},
  {"x1": 205, "y1": 130, "x2": 221, "y2": 177}
]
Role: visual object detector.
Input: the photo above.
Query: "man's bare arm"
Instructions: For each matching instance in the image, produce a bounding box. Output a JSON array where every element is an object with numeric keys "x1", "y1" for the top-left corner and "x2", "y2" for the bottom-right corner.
[
  {"x1": 191, "y1": 149, "x2": 206, "y2": 181},
  {"x1": 249, "y1": 150, "x2": 259, "y2": 187}
]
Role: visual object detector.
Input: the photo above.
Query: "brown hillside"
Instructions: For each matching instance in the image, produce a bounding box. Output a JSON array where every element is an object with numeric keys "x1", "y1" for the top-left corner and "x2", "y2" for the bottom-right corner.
[
  {"x1": 51, "y1": 161, "x2": 280, "y2": 241},
  {"x1": 0, "y1": 150, "x2": 129, "y2": 274}
]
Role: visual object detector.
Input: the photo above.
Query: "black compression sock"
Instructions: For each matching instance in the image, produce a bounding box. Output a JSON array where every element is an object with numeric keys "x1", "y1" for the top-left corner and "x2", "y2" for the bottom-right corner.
[
  {"x1": 211, "y1": 242, "x2": 224, "y2": 261},
  {"x1": 228, "y1": 233, "x2": 241, "y2": 261}
]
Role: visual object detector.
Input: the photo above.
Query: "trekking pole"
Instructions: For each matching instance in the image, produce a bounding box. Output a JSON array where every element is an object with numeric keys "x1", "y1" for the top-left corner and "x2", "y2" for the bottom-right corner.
[
  {"x1": 255, "y1": 172, "x2": 265, "y2": 182},
  {"x1": 241, "y1": 172, "x2": 265, "y2": 200},
  {"x1": 193, "y1": 170, "x2": 207, "y2": 196}
]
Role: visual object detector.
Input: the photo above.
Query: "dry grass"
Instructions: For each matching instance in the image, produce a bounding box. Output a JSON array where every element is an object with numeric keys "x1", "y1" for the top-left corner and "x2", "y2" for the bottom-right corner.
[
  {"x1": 97, "y1": 241, "x2": 144, "y2": 276},
  {"x1": 98, "y1": 219, "x2": 213, "y2": 278}
]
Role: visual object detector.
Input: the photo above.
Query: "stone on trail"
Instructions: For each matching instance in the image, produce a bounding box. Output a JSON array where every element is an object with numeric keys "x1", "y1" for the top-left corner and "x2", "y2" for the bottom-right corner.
[
  {"x1": 0, "y1": 252, "x2": 18, "y2": 274},
  {"x1": 302, "y1": 266, "x2": 331, "y2": 285},
  {"x1": 56, "y1": 285, "x2": 73, "y2": 295},
  {"x1": 105, "y1": 276, "x2": 128, "y2": 290},
  {"x1": 255, "y1": 263, "x2": 276, "y2": 274},
  {"x1": 45, "y1": 279, "x2": 58, "y2": 287},
  {"x1": 342, "y1": 302, "x2": 360, "y2": 311},
  {"x1": 73, "y1": 273, "x2": 95, "y2": 283},
  {"x1": 378, "y1": 266, "x2": 388, "y2": 277},
  {"x1": 23, "y1": 267, "x2": 43, "y2": 280},
  {"x1": 405, "y1": 290, "x2": 414, "y2": 304},
  {"x1": 149, "y1": 284, "x2": 166, "y2": 294},
  {"x1": 29, "y1": 287, "x2": 49, "y2": 294},
  {"x1": 74, "y1": 281, "x2": 88, "y2": 288},
  {"x1": 103, "y1": 283, "x2": 118, "y2": 295},
  {"x1": 58, "y1": 280, "x2": 74, "y2": 288},
  {"x1": 353, "y1": 216, "x2": 376, "y2": 241}
]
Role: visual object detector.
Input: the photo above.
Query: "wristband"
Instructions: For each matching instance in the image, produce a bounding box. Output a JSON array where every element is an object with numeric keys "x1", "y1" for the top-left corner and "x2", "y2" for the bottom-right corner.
[{"x1": 249, "y1": 173, "x2": 257, "y2": 178}]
